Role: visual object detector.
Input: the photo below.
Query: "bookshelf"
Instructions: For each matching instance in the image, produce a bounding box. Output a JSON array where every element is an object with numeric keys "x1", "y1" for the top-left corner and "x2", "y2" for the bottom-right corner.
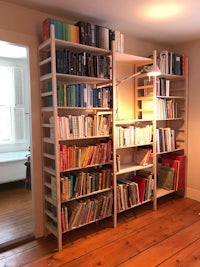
[
  {"x1": 112, "y1": 49, "x2": 155, "y2": 223},
  {"x1": 113, "y1": 48, "x2": 188, "y2": 221},
  {"x1": 39, "y1": 20, "x2": 188, "y2": 250},
  {"x1": 155, "y1": 51, "x2": 188, "y2": 201},
  {"x1": 39, "y1": 24, "x2": 113, "y2": 251}
]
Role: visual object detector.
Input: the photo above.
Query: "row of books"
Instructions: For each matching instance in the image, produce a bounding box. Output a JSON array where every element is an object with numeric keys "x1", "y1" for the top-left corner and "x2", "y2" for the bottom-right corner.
[
  {"x1": 42, "y1": 18, "x2": 113, "y2": 51},
  {"x1": 156, "y1": 98, "x2": 178, "y2": 119},
  {"x1": 61, "y1": 191, "x2": 113, "y2": 231},
  {"x1": 59, "y1": 140, "x2": 112, "y2": 171},
  {"x1": 116, "y1": 125, "x2": 152, "y2": 147},
  {"x1": 117, "y1": 172, "x2": 153, "y2": 211},
  {"x1": 42, "y1": 18, "x2": 80, "y2": 43},
  {"x1": 114, "y1": 30, "x2": 124, "y2": 53},
  {"x1": 156, "y1": 128, "x2": 176, "y2": 153},
  {"x1": 158, "y1": 153, "x2": 186, "y2": 191},
  {"x1": 57, "y1": 115, "x2": 94, "y2": 139},
  {"x1": 76, "y1": 21, "x2": 113, "y2": 50},
  {"x1": 54, "y1": 49, "x2": 111, "y2": 79},
  {"x1": 158, "y1": 50, "x2": 186, "y2": 76},
  {"x1": 57, "y1": 112, "x2": 112, "y2": 139},
  {"x1": 97, "y1": 112, "x2": 112, "y2": 136},
  {"x1": 54, "y1": 82, "x2": 113, "y2": 108},
  {"x1": 60, "y1": 168, "x2": 112, "y2": 201},
  {"x1": 156, "y1": 77, "x2": 170, "y2": 97}
]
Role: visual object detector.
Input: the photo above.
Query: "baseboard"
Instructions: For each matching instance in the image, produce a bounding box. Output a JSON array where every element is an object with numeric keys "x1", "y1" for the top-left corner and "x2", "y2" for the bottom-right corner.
[{"x1": 186, "y1": 187, "x2": 200, "y2": 202}]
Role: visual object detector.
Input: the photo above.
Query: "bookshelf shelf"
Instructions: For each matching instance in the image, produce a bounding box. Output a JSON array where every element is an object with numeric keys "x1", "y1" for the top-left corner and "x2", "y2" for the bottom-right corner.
[
  {"x1": 115, "y1": 52, "x2": 152, "y2": 64},
  {"x1": 61, "y1": 187, "x2": 113, "y2": 203},
  {"x1": 40, "y1": 72, "x2": 112, "y2": 84},
  {"x1": 117, "y1": 164, "x2": 153, "y2": 175},
  {"x1": 39, "y1": 37, "x2": 112, "y2": 54},
  {"x1": 156, "y1": 147, "x2": 185, "y2": 155},
  {"x1": 59, "y1": 135, "x2": 112, "y2": 141},
  {"x1": 44, "y1": 166, "x2": 56, "y2": 176},
  {"x1": 59, "y1": 161, "x2": 113, "y2": 172},
  {"x1": 156, "y1": 117, "x2": 184, "y2": 121},
  {"x1": 156, "y1": 188, "x2": 175, "y2": 198},
  {"x1": 116, "y1": 142, "x2": 153, "y2": 149}
]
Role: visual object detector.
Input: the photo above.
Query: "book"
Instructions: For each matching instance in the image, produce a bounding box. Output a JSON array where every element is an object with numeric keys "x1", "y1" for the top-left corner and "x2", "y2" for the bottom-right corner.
[
  {"x1": 96, "y1": 25, "x2": 110, "y2": 50},
  {"x1": 42, "y1": 18, "x2": 79, "y2": 42},
  {"x1": 135, "y1": 148, "x2": 152, "y2": 166},
  {"x1": 162, "y1": 154, "x2": 186, "y2": 190},
  {"x1": 173, "y1": 53, "x2": 182, "y2": 75},
  {"x1": 131, "y1": 176, "x2": 147, "y2": 203},
  {"x1": 116, "y1": 154, "x2": 120, "y2": 172},
  {"x1": 157, "y1": 165, "x2": 175, "y2": 190},
  {"x1": 162, "y1": 157, "x2": 180, "y2": 190}
]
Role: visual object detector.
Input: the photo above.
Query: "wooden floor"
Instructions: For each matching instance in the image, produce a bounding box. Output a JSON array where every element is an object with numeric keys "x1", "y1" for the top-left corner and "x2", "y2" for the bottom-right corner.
[
  {"x1": 1, "y1": 194, "x2": 200, "y2": 267},
  {"x1": 0, "y1": 181, "x2": 33, "y2": 249}
]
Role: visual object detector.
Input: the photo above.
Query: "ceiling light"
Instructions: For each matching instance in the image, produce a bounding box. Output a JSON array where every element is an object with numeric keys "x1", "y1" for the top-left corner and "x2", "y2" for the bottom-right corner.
[{"x1": 146, "y1": 3, "x2": 182, "y2": 20}]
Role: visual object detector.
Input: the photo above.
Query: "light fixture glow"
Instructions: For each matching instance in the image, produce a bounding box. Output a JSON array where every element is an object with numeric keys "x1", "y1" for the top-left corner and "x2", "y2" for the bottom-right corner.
[
  {"x1": 116, "y1": 64, "x2": 160, "y2": 86},
  {"x1": 146, "y1": 3, "x2": 182, "y2": 20},
  {"x1": 146, "y1": 64, "x2": 161, "y2": 77}
]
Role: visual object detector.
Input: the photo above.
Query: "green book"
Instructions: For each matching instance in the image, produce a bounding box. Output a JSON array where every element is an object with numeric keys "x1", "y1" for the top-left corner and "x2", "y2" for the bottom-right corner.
[{"x1": 158, "y1": 166, "x2": 174, "y2": 190}]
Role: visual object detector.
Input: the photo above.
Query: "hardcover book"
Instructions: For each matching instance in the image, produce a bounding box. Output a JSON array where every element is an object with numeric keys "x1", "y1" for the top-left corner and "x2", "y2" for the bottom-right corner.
[{"x1": 158, "y1": 165, "x2": 175, "y2": 190}]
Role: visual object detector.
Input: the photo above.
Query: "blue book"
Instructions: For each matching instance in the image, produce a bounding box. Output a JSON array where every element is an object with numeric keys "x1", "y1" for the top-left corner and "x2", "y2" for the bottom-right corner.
[
  {"x1": 79, "y1": 83, "x2": 86, "y2": 107},
  {"x1": 47, "y1": 81, "x2": 53, "y2": 106}
]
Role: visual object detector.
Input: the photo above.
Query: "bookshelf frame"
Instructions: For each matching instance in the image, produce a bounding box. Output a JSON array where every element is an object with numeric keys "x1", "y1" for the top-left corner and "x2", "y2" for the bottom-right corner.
[
  {"x1": 39, "y1": 22, "x2": 188, "y2": 251},
  {"x1": 39, "y1": 24, "x2": 114, "y2": 251}
]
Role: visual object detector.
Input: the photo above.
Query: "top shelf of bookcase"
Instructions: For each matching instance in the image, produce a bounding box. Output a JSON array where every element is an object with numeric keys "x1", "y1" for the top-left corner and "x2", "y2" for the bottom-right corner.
[
  {"x1": 114, "y1": 52, "x2": 152, "y2": 65},
  {"x1": 159, "y1": 74, "x2": 185, "y2": 81},
  {"x1": 39, "y1": 37, "x2": 112, "y2": 56}
]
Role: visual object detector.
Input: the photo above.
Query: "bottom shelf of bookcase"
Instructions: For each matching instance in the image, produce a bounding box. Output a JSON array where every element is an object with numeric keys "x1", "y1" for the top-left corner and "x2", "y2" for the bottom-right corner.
[
  {"x1": 156, "y1": 188, "x2": 175, "y2": 198},
  {"x1": 117, "y1": 198, "x2": 153, "y2": 214},
  {"x1": 62, "y1": 213, "x2": 113, "y2": 233}
]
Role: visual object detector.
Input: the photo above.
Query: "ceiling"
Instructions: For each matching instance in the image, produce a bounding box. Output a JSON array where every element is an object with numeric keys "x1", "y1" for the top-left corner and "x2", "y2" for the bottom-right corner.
[{"x1": 5, "y1": 0, "x2": 200, "y2": 44}]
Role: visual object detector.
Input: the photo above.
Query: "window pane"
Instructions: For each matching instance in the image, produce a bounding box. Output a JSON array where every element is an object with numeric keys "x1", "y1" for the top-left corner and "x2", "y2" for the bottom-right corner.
[
  {"x1": 0, "y1": 106, "x2": 12, "y2": 143},
  {"x1": 14, "y1": 107, "x2": 25, "y2": 142},
  {"x1": 0, "y1": 66, "x2": 14, "y2": 106}
]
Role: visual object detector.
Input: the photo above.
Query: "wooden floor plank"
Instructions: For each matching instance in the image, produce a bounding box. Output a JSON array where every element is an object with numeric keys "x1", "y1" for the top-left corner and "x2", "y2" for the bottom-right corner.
[
  {"x1": 158, "y1": 239, "x2": 200, "y2": 267},
  {"x1": 1, "y1": 196, "x2": 199, "y2": 267},
  {"x1": 19, "y1": 197, "x2": 200, "y2": 267},
  {"x1": 0, "y1": 183, "x2": 33, "y2": 247},
  {"x1": 50, "y1": 202, "x2": 200, "y2": 267},
  {"x1": 118, "y1": 220, "x2": 200, "y2": 267}
]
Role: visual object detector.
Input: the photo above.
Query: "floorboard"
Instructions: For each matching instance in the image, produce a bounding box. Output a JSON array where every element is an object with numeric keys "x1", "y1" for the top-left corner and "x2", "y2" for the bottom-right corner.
[
  {"x1": 1, "y1": 194, "x2": 200, "y2": 267},
  {"x1": 0, "y1": 181, "x2": 33, "y2": 249}
]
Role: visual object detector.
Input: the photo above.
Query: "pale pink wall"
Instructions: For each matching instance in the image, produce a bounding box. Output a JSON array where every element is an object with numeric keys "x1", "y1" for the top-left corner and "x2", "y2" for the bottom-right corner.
[
  {"x1": 174, "y1": 40, "x2": 200, "y2": 201},
  {"x1": 0, "y1": 1, "x2": 45, "y2": 238}
]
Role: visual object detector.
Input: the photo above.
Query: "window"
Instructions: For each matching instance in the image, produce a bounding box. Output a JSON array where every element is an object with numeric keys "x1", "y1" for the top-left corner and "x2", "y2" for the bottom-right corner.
[{"x1": 0, "y1": 42, "x2": 30, "y2": 152}]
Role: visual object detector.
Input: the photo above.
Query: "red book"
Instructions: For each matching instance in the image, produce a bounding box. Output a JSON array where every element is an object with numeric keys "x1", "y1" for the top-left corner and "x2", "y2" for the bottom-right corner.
[
  {"x1": 42, "y1": 18, "x2": 52, "y2": 41},
  {"x1": 131, "y1": 176, "x2": 146, "y2": 203},
  {"x1": 162, "y1": 154, "x2": 186, "y2": 190}
]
